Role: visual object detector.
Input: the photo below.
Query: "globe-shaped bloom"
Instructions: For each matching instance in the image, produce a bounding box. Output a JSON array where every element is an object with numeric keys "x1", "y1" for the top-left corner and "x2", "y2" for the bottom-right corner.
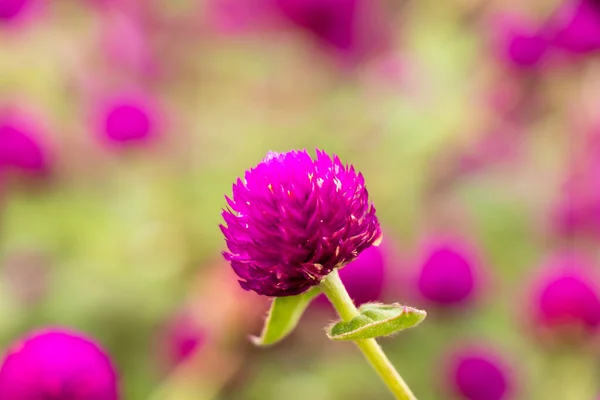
[
  {"x1": 529, "y1": 252, "x2": 600, "y2": 338},
  {"x1": 0, "y1": 328, "x2": 119, "y2": 400},
  {"x1": 221, "y1": 150, "x2": 382, "y2": 297},
  {"x1": 550, "y1": 0, "x2": 600, "y2": 54},
  {"x1": 414, "y1": 236, "x2": 479, "y2": 308},
  {"x1": 96, "y1": 93, "x2": 160, "y2": 148},
  {"x1": 446, "y1": 347, "x2": 512, "y2": 400},
  {"x1": 0, "y1": 110, "x2": 50, "y2": 176}
]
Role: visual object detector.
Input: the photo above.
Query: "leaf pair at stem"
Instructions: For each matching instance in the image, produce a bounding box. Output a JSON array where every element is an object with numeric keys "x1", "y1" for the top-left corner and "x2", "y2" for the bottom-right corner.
[{"x1": 251, "y1": 282, "x2": 426, "y2": 346}]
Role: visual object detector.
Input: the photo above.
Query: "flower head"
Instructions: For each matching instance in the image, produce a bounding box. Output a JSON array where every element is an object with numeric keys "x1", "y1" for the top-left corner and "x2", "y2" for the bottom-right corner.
[
  {"x1": 446, "y1": 346, "x2": 512, "y2": 400},
  {"x1": 529, "y1": 252, "x2": 600, "y2": 340},
  {"x1": 221, "y1": 149, "x2": 382, "y2": 297},
  {"x1": 0, "y1": 328, "x2": 119, "y2": 400},
  {"x1": 414, "y1": 236, "x2": 480, "y2": 308},
  {"x1": 0, "y1": 109, "x2": 50, "y2": 176}
]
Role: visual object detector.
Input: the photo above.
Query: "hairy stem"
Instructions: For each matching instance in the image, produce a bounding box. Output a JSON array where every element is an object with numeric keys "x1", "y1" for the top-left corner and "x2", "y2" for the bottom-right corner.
[{"x1": 320, "y1": 269, "x2": 418, "y2": 400}]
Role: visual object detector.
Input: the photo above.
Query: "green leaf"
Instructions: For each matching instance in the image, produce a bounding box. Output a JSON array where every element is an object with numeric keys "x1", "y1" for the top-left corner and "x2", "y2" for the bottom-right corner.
[
  {"x1": 251, "y1": 286, "x2": 321, "y2": 347},
  {"x1": 327, "y1": 303, "x2": 426, "y2": 341}
]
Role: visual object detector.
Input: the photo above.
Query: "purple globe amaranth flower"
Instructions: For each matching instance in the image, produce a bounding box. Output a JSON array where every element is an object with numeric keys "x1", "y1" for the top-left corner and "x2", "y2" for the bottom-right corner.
[
  {"x1": 529, "y1": 252, "x2": 600, "y2": 339},
  {"x1": 414, "y1": 236, "x2": 480, "y2": 308},
  {"x1": 549, "y1": 0, "x2": 600, "y2": 54},
  {"x1": 446, "y1": 346, "x2": 513, "y2": 400},
  {"x1": 0, "y1": 328, "x2": 119, "y2": 400},
  {"x1": 0, "y1": 109, "x2": 50, "y2": 176},
  {"x1": 221, "y1": 149, "x2": 382, "y2": 297},
  {"x1": 95, "y1": 92, "x2": 162, "y2": 148},
  {"x1": 491, "y1": 12, "x2": 548, "y2": 69}
]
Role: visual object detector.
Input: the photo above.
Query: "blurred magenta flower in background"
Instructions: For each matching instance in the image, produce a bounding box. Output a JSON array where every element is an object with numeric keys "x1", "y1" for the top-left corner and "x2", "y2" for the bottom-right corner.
[
  {"x1": 314, "y1": 243, "x2": 387, "y2": 308},
  {"x1": 221, "y1": 150, "x2": 382, "y2": 297},
  {"x1": 491, "y1": 12, "x2": 548, "y2": 70},
  {"x1": 445, "y1": 345, "x2": 513, "y2": 400},
  {"x1": 272, "y1": 0, "x2": 390, "y2": 65},
  {"x1": 94, "y1": 91, "x2": 163, "y2": 149},
  {"x1": 0, "y1": 0, "x2": 32, "y2": 23},
  {"x1": 413, "y1": 235, "x2": 481, "y2": 309},
  {"x1": 0, "y1": 107, "x2": 51, "y2": 178},
  {"x1": 158, "y1": 312, "x2": 207, "y2": 370},
  {"x1": 528, "y1": 252, "x2": 600, "y2": 342},
  {"x1": 0, "y1": 328, "x2": 119, "y2": 399},
  {"x1": 549, "y1": 0, "x2": 600, "y2": 55}
]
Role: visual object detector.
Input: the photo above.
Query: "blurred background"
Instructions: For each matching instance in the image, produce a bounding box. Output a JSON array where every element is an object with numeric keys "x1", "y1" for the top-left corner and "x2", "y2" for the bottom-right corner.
[{"x1": 1, "y1": 0, "x2": 600, "y2": 399}]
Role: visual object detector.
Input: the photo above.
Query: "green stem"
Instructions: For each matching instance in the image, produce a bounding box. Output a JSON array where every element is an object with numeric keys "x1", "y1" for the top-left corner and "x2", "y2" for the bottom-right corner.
[{"x1": 320, "y1": 269, "x2": 418, "y2": 400}]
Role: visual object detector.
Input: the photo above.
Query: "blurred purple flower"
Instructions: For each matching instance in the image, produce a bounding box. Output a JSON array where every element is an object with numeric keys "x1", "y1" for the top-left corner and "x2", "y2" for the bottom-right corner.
[
  {"x1": 272, "y1": 0, "x2": 389, "y2": 64},
  {"x1": 0, "y1": 0, "x2": 30, "y2": 23},
  {"x1": 0, "y1": 109, "x2": 50, "y2": 177},
  {"x1": 446, "y1": 347, "x2": 512, "y2": 400},
  {"x1": 492, "y1": 12, "x2": 548, "y2": 69},
  {"x1": 414, "y1": 236, "x2": 480, "y2": 308},
  {"x1": 529, "y1": 252, "x2": 600, "y2": 339},
  {"x1": 549, "y1": 0, "x2": 600, "y2": 54},
  {"x1": 95, "y1": 92, "x2": 162, "y2": 148},
  {"x1": 159, "y1": 312, "x2": 206, "y2": 369},
  {"x1": 221, "y1": 150, "x2": 382, "y2": 297},
  {"x1": 314, "y1": 244, "x2": 386, "y2": 307},
  {"x1": 0, "y1": 328, "x2": 119, "y2": 400}
]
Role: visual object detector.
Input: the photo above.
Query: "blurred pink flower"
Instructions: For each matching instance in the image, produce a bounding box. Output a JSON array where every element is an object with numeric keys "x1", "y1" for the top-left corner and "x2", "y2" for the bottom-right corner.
[
  {"x1": 412, "y1": 235, "x2": 483, "y2": 309},
  {"x1": 444, "y1": 345, "x2": 514, "y2": 400},
  {"x1": 0, "y1": 108, "x2": 51, "y2": 177},
  {"x1": 0, "y1": 328, "x2": 119, "y2": 399},
  {"x1": 491, "y1": 12, "x2": 548, "y2": 70},
  {"x1": 272, "y1": 0, "x2": 391, "y2": 65},
  {"x1": 528, "y1": 252, "x2": 600, "y2": 341},
  {"x1": 314, "y1": 243, "x2": 387, "y2": 308},
  {"x1": 548, "y1": 0, "x2": 600, "y2": 55},
  {"x1": 158, "y1": 312, "x2": 207, "y2": 370},
  {"x1": 93, "y1": 91, "x2": 164, "y2": 149}
]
